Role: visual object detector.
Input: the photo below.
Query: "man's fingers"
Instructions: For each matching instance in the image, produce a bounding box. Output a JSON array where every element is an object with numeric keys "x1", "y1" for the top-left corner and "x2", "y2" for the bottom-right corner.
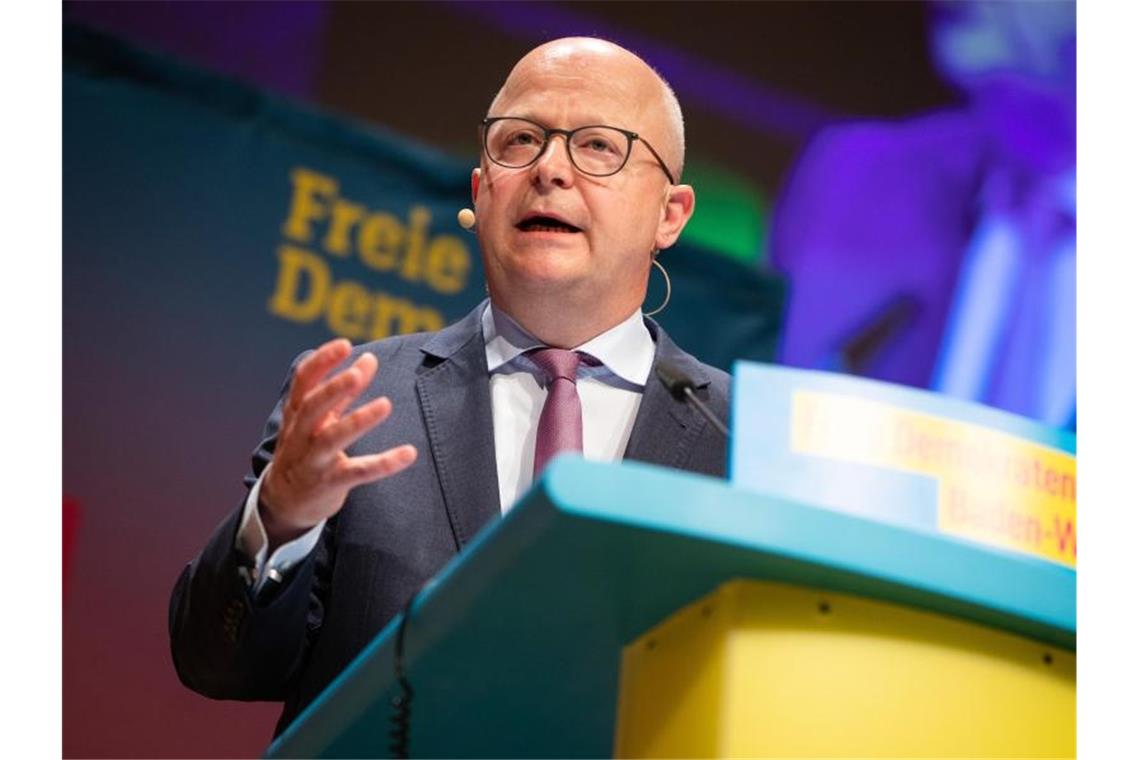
[
  {"x1": 315, "y1": 396, "x2": 394, "y2": 454},
  {"x1": 287, "y1": 338, "x2": 352, "y2": 413},
  {"x1": 334, "y1": 445, "x2": 418, "y2": 488},
  {"x1": 324, "y1": 354, "x2": 379, "y2": 421},
  {"x1": 295, "y1": 353, "x2": 379, "y2": 434}
]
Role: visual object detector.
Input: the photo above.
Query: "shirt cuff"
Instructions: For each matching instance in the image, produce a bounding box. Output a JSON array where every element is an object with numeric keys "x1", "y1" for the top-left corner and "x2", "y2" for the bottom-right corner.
[{"x1": 235, "y1": 463, "x2": 325, "y2": 594}]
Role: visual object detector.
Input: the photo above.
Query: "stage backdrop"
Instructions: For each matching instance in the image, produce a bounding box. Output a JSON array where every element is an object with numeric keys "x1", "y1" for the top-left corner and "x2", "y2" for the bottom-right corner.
[{"x1": 62, "y1": 25, "x2": 785, "y2": 758}]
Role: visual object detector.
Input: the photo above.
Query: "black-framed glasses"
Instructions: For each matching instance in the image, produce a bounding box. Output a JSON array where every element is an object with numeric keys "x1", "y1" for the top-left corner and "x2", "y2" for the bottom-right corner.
[{"x1": 481, "y1": 116, "x2": 675, "y2": 184}]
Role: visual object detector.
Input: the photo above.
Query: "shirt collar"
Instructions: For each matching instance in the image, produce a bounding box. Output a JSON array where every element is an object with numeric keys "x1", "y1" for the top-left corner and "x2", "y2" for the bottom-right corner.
[{"x1": 481, "y1": 301, "x2": 655, "y2": 386}]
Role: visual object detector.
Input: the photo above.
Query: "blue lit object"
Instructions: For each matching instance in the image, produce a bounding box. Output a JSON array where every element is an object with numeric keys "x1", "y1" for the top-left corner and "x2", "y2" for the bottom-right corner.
[
  {"x1": 773, "y1": 1, "x2": 1075, "y2": 429},
  {"x1": 932, "y1": 213, "x2": 1022, "y2": 401}
]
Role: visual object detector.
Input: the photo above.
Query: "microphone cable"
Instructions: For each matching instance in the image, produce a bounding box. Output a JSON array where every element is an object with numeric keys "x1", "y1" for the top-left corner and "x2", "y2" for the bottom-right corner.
[{"x1": 389, "y1": 590, "x2": 420, "y2": 758}]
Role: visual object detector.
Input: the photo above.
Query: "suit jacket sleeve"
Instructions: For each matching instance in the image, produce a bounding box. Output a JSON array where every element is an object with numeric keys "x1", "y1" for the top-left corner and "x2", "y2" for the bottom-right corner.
[{"x1": 168, "y1": 353, "x2": 332, "y2": 701}]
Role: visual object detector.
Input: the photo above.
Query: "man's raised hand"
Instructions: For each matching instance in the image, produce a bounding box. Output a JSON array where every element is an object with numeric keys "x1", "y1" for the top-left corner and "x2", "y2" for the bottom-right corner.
[{"x1": 259, "y1": 338, "x2": 417, "y2": 547}]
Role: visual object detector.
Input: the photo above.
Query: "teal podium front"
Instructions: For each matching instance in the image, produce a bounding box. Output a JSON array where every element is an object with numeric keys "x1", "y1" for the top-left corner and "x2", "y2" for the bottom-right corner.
[{"x1": 264, "y1": 456, "x2": 1074, "y2": 758}]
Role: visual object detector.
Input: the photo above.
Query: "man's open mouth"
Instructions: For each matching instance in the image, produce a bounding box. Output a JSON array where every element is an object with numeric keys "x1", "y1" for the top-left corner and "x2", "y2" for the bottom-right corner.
[{"x1": 516, "y1": 216, "x2": 582, "y2": 233}]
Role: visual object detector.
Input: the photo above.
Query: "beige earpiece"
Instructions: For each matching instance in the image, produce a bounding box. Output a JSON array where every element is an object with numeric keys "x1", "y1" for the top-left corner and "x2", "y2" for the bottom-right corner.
[{"x1": 459, "y1": 168, "x2": 481, "y2": 230}]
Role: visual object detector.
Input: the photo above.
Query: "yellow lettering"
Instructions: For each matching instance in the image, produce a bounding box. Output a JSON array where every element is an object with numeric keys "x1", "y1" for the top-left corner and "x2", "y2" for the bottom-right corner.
[
  {"x1": 358, "y1": 212, "x2": 405, "y2": 272},
  {"x1": 274, "y1": 169, "x2": 466, "y2": 336},
  {"x1": 369, "y1": 293, "x2": 444, "y2": 339},
  {"x1": 281, "y1": 168, "x2": 338, "y2": 243},
  {"x1": 400, "y1": 206, "x2": 431, "y2": 281},
  {"x1": 424, "y1": 235, "x2": 470, "y2": 294},
  {"x1": 268, "y1": 245, "x2": 330, "y2": 322},
  {"x1": 368, "y1": 293, "x2": 395, "y2": 339},
  {"x1": 323, "y1": 199, "x2": 366, "y2": 257},
  {"x1": 326, "y1": 280, "x2": 373, "y2": 339}
]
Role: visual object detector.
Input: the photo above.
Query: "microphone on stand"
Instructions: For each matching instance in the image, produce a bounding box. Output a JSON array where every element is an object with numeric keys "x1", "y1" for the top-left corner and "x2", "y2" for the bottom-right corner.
[{"x1": 655, "y1": 359, "x2": 730, "y2": 438}]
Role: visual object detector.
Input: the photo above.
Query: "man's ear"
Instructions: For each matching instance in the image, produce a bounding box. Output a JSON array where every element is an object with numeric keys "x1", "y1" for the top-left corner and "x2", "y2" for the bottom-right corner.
[
  {"x1": 470, "y1": 167, "x2": 482, "y2": 205},
  {"x1": 655, "y1": 184, "x2": 696, "y2": 250}
]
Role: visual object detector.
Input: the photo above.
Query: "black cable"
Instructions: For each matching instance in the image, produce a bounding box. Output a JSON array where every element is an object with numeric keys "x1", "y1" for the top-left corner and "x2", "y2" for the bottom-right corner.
[{"x1": 389, "y1": 591, "x2": 418, "y2": 758}]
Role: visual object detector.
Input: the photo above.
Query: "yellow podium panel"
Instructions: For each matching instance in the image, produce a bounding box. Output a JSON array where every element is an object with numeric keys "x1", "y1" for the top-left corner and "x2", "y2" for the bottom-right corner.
[{"x1": 614, "y1": 579, "x2": 1074, "y2": 758}]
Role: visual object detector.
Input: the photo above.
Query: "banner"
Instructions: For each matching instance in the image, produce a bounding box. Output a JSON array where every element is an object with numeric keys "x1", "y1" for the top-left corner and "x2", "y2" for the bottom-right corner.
[{"x1": 731, "y1": 363, "x2": 1076, "y2": 568}]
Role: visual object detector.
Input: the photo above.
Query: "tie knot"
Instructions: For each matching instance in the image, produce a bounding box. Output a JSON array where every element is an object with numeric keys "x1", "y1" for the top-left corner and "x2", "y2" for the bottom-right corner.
[{"x1": 529, "y1": 347, "x2": 581, "y2": 383}]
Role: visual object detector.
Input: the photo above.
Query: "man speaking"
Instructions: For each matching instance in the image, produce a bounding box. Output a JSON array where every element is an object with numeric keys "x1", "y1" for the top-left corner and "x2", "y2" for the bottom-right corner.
[{"x1": 170, "y1": 37, "x2": 730, "y2": 736}]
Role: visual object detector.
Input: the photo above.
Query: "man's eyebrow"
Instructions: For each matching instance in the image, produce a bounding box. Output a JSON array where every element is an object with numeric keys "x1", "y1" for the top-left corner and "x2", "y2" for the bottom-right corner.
[{"x1": 495, "y1": 112, "x2": 625, "y2": 129}]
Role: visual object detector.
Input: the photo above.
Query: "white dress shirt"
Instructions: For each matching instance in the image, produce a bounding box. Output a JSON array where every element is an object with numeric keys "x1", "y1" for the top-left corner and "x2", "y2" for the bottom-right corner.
[
  {"x1": 483, "y1": 303, "x2": 654, "y2": 510},
  {"x1": 236, "y1": 302, "x2": 655, "y2": 590}
]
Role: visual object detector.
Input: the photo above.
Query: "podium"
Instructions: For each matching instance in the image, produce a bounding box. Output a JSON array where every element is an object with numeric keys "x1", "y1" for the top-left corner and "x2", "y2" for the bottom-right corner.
[{"x1": 266, "y1": 456, "x2": 1074, "y2": 758}]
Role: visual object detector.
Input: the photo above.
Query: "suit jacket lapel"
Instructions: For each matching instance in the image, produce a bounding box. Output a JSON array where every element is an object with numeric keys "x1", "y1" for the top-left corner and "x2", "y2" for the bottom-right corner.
[
  {"x1": 412, "y1": 310, "x2": 715, "y2": 547},
  {"x1": 623, "y1": 320, "x2": 711, "y2": 469},
  {"x1": 415, "y1": 305, "x2": 502, "y2": 550}
]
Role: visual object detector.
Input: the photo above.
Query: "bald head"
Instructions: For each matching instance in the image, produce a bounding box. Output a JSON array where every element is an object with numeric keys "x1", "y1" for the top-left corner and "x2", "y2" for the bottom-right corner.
[
  {"x1": 472, "y1": 37, "x2": 698, "y2": 346},
  {"x1": 488, "y1": 37, "x2": 686, "y2": 180}
]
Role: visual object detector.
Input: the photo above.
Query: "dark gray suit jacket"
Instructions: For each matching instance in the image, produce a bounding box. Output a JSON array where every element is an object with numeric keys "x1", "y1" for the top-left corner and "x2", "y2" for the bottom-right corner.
[{"x1": 169, "y1": 304, "x2": 730, "y2": 735}]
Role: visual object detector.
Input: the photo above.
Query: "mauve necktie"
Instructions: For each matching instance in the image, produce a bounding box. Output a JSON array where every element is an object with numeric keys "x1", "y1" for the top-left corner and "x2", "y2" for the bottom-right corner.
[{"x1": 529, "y1": 347, "x2": 583, "y2": 478}]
